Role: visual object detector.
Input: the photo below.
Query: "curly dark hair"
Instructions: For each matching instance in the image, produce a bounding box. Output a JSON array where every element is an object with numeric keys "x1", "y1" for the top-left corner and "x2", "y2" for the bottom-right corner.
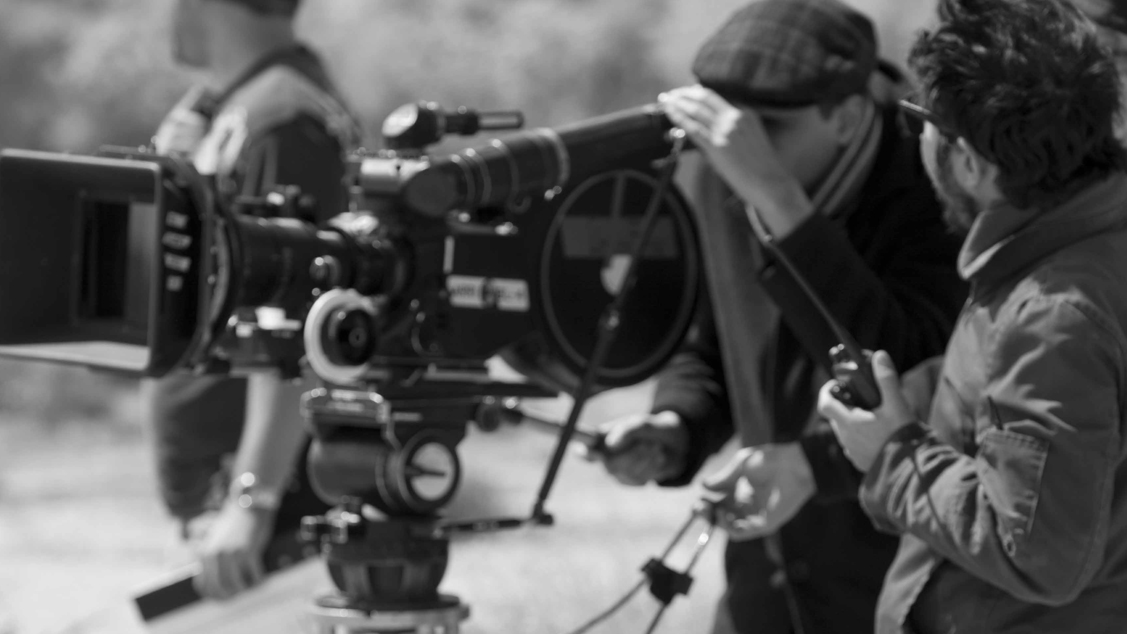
[{"x1": 909, "y1": 0, "x2": 1127, "y2": 210}]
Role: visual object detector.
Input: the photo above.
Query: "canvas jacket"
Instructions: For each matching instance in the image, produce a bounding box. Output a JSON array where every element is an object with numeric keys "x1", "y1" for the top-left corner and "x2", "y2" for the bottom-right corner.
[{"x1": 863, "y1": 173, "x2": 1127, "y2": 634}]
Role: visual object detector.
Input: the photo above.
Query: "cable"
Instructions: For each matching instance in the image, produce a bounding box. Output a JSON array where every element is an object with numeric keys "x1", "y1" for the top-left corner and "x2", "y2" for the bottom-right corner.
[
  {"x1": 561, "y1": 497, "x2": 717, "y2": 634},
  {"x1": 563, "y1": 579, "x2": 650, "y2": 634}
]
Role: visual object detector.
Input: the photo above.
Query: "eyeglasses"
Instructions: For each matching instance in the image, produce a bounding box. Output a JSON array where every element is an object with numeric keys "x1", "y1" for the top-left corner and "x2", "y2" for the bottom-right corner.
[{"x1": 897, "y1": 92, "x2": 957, "y2": 138}]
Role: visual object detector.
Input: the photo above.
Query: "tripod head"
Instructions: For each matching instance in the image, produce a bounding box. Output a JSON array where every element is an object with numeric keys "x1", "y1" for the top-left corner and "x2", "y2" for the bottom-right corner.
[{"x1": 297, "y1": 376, "x2": 555, "y2": 631}]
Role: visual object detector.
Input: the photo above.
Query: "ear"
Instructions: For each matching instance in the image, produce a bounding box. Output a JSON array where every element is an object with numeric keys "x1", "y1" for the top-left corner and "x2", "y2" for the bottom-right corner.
[
  {"x1": 951, "y1": 137, "x2": 1000, "y2": 194},
  {"x1": 830, "y1": 94, "x2": 867, "y2": 145}
]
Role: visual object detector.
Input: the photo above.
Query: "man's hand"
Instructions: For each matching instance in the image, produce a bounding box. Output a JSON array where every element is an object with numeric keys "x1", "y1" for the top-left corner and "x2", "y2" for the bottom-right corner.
[
  {"x1": 658, "y1": 85, "x2": 811, "y2": 238},
  {"x1": 701, "y1": 443, "x2": 815, "y2": 541},
  {"x1": 584, "y1": 411, "x2": 689, "y2": 486},
  {"x1": 187, "y1": 503, "x2": 273, "y2": 600},
  {"x1": 817, "y1": 350, "x2": 915, "y2": 472}
]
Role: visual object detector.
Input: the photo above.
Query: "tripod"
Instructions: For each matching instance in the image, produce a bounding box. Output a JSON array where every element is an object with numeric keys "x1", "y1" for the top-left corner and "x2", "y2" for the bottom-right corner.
[
  {"x1": 297, "y1": 125, "x2": 692, "y2": 634},
  {"x1": 298, "y1": 379, "x2": 554, "y2": 634},
  {"x1": 304, "y1": 510, "x2": 468, "y2": 634}
]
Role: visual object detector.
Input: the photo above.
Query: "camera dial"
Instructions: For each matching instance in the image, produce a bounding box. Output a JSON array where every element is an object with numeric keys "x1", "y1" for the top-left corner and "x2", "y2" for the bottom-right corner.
[
  {"x1": 393, "y1": 435, "x2": 461, "y2": 512},
  {"x1": 304, "y1": 288, "x2": 381, "y2": 385}
]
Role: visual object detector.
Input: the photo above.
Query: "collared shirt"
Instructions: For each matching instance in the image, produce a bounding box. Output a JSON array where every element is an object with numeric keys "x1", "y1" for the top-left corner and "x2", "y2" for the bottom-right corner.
[{"x1": 862, "y1": 173, "x2": 1127, "y2": 634}]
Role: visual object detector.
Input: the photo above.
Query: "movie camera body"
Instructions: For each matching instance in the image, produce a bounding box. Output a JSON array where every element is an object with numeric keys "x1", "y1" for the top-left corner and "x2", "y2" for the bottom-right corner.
[
  {"x1": 0, "y1": 102, "x2": 701, "y2": 392},
  {"x1": 0, "y1": 102, "x2": 703, "y2": 631}
]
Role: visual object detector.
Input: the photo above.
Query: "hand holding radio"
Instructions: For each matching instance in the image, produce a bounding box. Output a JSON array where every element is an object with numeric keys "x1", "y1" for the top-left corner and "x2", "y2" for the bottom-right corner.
[{"x1": 817, "y1": 349, "x2": 916, "y2": 473}]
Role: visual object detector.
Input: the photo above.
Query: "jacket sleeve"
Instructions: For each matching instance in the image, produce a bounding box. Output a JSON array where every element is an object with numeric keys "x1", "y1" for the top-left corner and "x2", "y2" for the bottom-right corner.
[
  {"x1": 233, "y1": 113, "x2": 349, "y2": 223},
  {"x1": 650, "y1": 296, "x2": 735, "y2": 486},
  {"x1": 766, "y1": 182, "x2": 966, "y2": 501},
  {"x1": 861, "y1": 298, "x2": 1121, "y2": 606}
]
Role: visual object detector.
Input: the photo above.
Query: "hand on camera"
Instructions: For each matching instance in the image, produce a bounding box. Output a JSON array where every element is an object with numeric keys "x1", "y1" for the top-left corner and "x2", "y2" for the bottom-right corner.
[
  {"x1": 658, "y1": 85, "x2": 805, "y2": 225},
  {"x1": 817, "y1": 350, "x2": 915, "y2": 472},
  {"x1": 187, "y1": 502, "x2": 273, "y2": 600},
  {"x1": 701, "y1": 443, "x2": 815, "y2": 541},
  {"x1": 583, "y1": 411, "x2": 689, "y2": 486}
]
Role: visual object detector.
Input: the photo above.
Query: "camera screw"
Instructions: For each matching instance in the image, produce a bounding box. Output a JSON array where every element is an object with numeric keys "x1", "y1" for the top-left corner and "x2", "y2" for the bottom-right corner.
[
  {"x1": 310, "y1": 255, "x2": 342, "y2": 287},
  {"x1": 299, "y1": 515, "x2": 331, "y2": 543}
]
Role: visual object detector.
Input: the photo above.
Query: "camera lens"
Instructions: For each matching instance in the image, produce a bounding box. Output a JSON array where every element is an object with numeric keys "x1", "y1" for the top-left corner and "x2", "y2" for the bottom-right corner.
[{"x1": 325, "y1": 307, "x2": 378, "y2": 366}]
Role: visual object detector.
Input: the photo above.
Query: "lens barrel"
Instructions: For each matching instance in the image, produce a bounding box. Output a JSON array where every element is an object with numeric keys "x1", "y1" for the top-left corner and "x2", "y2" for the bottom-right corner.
[{"x1": 399, "y1": 105, "x2": 673, "y2": 217}]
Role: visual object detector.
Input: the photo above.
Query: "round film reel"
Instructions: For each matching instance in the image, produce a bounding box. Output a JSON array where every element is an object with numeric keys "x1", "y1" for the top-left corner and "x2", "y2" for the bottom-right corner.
[{"x1": 501, "y1": 166, "x2": 700, "y2": 394}]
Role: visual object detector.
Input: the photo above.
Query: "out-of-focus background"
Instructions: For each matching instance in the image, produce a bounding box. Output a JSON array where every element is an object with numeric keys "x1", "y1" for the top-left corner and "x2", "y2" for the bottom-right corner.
[{"x1": 0, "y1": 1, "x2": 936, "y2": 633}]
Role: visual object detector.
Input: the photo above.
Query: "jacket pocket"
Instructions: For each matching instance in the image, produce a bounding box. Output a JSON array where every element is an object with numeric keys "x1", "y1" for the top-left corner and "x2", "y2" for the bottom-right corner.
[{"x1": 974, "y1": 428, "x2": 1050, "y2": 558}]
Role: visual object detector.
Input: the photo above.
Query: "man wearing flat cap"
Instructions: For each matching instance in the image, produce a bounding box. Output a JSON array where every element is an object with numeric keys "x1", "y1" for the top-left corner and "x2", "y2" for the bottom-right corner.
[
  {"x1": 144, "y1": 0, "x2": 361, "y2": 601},
  {"x1": 589, "y1": 0, "x2": 966, "y2": 632}
]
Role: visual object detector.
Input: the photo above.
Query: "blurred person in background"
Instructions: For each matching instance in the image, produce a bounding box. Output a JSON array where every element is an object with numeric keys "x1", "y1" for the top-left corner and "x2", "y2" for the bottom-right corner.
[
  {"x1": 587, "y1": 0, "x2": 967, "y2": 632},
  {"x1": 1074, "y1": 0, "x2": 1127, "y2": 143},
  {"x1": 818, "y1": 0, "x2": 1127, "y2": 632},
  {"x1": 144, "y1": 0, "x2": 361, "y2": 600}
]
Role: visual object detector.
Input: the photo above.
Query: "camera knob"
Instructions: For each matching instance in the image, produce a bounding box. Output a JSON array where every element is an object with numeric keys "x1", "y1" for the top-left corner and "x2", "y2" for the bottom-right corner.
[
  {"x1": 310, "y1": 256, "x2": 343, "y2": 288},
  {"x1": 328, "y1": 514, "x2": 365, "y2": 545},
  {"x1": 393, "y1": 436, "x2": 461, "y2": 514},
  {"x1": 300, "y1": 515, "x2": 331, "y2": 543},
  {"x1": 304, "y1": 289, "x2": 381, "y2": 385},
  {"x1": 325, "y1": 307, "x2": 379, "y2": 365}
]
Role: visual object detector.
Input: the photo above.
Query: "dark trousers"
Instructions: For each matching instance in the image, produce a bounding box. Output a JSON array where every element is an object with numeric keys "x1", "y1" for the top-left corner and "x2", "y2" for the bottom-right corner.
[{"x1": 710, "y1": 499, "x2": 898, "y2": 634}]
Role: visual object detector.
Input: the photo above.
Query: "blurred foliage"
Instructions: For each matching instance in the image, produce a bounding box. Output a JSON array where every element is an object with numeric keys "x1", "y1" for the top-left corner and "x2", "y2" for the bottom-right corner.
[{"x1": 0, "y1": 0, "x2": 934, "y2": 428}]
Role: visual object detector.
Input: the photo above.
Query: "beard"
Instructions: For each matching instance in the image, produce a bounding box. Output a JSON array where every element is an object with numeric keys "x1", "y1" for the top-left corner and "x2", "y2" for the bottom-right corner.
[{"x1": 933, "y1": 138, "x2": 982, "y2": 235}]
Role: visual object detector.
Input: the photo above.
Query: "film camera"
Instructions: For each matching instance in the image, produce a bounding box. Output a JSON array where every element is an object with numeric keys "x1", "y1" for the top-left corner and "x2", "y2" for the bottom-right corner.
[{"x1": 0, "y1": 102, "x2": 702, "y2": 632}]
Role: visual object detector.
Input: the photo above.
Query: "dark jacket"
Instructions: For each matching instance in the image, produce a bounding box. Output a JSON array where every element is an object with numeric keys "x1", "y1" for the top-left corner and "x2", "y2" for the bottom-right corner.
[
  {"x1": 149, "y1": 45, "x2": 360, "y2": 525},
  {"x1": 651, "y1": 106, "x2": 967, "y2": 634},
  {"x1": 865, "y1": 174, "x2": 1127, "y2": 634}
]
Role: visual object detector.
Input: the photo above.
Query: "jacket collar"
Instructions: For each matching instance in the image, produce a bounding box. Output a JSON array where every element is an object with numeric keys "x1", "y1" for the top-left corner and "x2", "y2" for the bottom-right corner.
[
  {"x1": 207, "y1": 45, "x2": 333, "y2": 117},
  {"x1": 959, "y1": 173, "x2": 1127, "y2": 286},
  {"x1": 829, "y1": 105, "x2": 921, "y2": 221}
]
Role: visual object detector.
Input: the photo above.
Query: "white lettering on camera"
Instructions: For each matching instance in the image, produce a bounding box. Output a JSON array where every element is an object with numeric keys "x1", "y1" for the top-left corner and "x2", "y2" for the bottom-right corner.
[
  {"x1": 162, "y1": 231, "x2": 192, "y2": 250},
  {"x1": 446, "y1": 275, "x2": 530, "y2": 312},
  {"x1": 164, "y1": 253, "x2": 192, "y2": 273}
]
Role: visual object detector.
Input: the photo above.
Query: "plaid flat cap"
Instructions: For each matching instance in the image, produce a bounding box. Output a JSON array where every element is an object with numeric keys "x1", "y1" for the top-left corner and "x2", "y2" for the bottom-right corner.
[{"x1": 692, "y1": 0, "x2": 878, "y2": 108}]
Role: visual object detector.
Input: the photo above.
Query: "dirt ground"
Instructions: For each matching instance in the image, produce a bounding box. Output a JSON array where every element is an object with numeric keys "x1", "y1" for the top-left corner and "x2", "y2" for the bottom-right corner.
[{"x1": 0, "y1": 380, "x2": 736, "y2": 634}]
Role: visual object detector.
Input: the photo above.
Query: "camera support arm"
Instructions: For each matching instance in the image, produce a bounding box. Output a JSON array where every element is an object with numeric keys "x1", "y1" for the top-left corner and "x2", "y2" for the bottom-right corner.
[{"x1": 527, "y1": 128, "x2": 689, "y2": 525}]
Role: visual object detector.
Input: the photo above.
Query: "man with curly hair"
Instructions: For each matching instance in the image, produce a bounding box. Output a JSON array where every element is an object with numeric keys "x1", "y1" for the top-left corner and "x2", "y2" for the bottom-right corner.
[
  {"x1": 1074, "y1": 0, "x2": 1127, "y2": 142},
  {"x1": 818, "y1": 0, "x2": 1127, "y2": 632}
]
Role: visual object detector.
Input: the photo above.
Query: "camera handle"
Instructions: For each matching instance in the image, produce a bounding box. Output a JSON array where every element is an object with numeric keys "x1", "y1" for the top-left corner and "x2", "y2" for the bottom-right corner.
[{"x1": 527, "y1": 127, "x2": 690, "y2": 526}]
